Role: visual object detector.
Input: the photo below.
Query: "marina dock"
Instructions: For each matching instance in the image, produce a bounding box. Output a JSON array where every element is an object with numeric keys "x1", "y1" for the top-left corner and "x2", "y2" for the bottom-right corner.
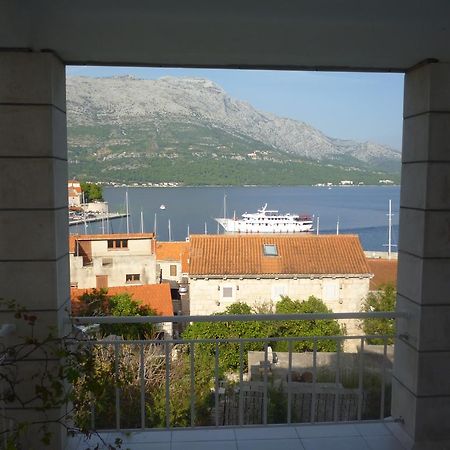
[{"x1": 69, "y1": 212, "x2": 128, "y2": 226}]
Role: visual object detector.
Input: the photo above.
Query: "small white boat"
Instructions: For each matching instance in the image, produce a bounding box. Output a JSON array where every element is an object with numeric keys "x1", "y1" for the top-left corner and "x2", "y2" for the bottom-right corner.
[
  {"x1": 215, "y1": 204, "x2": 313, "y2": 234},
  {"x1": 160, "y1": 204, "x2": 166, "y2": 210}
]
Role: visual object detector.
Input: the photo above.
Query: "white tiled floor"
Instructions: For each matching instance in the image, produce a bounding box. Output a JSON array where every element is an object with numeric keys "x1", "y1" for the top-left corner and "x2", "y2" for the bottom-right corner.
[{"x1": 66, "y1": 421, "x2": 413, "y2": 450}]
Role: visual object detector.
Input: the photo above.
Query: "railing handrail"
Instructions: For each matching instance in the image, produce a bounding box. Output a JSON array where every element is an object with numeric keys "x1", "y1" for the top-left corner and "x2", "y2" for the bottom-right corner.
[
  {"x1": 70, "y1": 311, "x2": 405, "y2": 325},
  {"x1": 74, "y1": 334, "x2": 395, "y2": 346}
]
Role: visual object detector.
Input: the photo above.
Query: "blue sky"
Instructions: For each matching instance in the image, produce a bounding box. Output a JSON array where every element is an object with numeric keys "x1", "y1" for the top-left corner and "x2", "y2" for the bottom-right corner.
[{"x1": 67, "y1": 66, "x2": 404, "y2": 149}]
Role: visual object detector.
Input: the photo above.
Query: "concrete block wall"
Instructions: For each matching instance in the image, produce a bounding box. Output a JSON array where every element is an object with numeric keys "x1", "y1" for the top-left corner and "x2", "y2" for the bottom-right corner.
[{"x1": 0, "y1": 51, "x2": 69, "y2": 450}]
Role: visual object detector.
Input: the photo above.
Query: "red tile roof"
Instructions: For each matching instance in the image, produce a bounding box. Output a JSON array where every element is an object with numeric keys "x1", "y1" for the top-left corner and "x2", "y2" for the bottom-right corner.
[
  {"x1": 189, "y1": 234, "x2": 371, "y2": 276},
  {"x1": 71, "y1": 283, "x2": 173, "y2": 316},
  {"x1": 367, "y1": 258, "x2": 397, "y2": 290},
  {"x1": 156, "y1": 241, "x2": 190, "y2": 272}
]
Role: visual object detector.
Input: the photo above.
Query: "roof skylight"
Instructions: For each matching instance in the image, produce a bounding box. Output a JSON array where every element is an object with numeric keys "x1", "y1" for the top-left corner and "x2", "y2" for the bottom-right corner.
[{"x1": 263, "y1": 244, "x2": 278, "y2": 256}]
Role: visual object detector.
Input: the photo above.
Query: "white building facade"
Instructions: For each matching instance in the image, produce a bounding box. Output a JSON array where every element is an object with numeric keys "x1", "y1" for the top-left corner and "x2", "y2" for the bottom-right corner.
[{"x1": 70, "y1": 233, "x2": 157, "y2": 289}]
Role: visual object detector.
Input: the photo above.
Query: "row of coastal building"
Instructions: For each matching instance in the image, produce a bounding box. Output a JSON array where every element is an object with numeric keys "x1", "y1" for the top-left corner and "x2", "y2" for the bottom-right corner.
[{"x1": 69, "y1": 232, "x2": 397, "y2": 346}]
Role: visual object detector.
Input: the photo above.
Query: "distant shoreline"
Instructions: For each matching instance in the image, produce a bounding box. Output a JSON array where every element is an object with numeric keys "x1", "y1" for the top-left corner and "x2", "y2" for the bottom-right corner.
[{"x1": 93, "y1": 183, "x2": 400, "y2": 189}]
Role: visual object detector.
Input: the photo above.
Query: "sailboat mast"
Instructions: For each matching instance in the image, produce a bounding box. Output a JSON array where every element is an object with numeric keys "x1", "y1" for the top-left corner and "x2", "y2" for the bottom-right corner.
[
  {"x1": 153, "y1": 212, "x2": 157, "y2": 236},
  {"x1": 388, "y1": 199, "x2": 392, "y2": 259},
  {"x1": 140, "y1": 209, "x2": 144, "y2": 234},
  {"x1": 125, "y1": 190, "x2": 130, "y2": 235},
  {"x1": 168, "y1": 219, "x2": 172, "y2": 242},
  {"x1": 316, "y1": 216, "x2": 320, "y2": 235},
  {"x1": 336, "y1": 217, "x2": 340, "y2": 235},
  {"x1": 224, "y1": 194, "x2": 227, "y2": 219}
]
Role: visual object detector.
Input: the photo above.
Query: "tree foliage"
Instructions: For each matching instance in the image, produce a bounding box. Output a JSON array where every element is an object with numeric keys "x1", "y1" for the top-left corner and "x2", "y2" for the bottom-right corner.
[
  {"x1": 74, "y1": 289, "x2": 157, "y2": 339},
  {"x1": 182, "y1": 297, "x2": 344, "y2": 372},
  {"x1": 274, "y1": 296, "x2": 343, "y2": 352},
  {"x1": 182, "y1": 303, "x2": 271, "y2": 371},
  {"x1": 80, "y1": 181, "x2": 103, "y2": 202},
  {"x1": 361, "y1": 284, "x2": 396, "y2": 345}
]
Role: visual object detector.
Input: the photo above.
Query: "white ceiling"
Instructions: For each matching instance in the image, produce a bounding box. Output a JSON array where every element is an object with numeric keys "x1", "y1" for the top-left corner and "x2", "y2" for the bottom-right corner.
[{"x1": 2, "y1": 0, "x2": 450, "y2": 71}]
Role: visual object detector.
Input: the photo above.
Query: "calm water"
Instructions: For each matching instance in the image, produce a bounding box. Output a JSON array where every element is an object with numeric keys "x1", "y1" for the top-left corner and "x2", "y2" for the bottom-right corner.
[{"x1": 71, "y1": 186, "x2": 400, "y2": 251}]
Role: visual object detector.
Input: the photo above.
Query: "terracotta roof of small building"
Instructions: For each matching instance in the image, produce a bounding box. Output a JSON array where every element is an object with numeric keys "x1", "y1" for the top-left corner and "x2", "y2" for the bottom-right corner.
[
  {"x1": 367, "y1": 258, "x2": 397, "y2": 290},
  {"x1": 69, "y1": 233, "x2": 155, "y2": 253},
  {"x1": 156, "y1": 241, "x2": 190, "y2": 272},
  {"x1": 70, "y1": 283, "x2": 173, "y2": 316},
  {"x1": 189, "y1": 234, "x2": 371, "y2": 276}
]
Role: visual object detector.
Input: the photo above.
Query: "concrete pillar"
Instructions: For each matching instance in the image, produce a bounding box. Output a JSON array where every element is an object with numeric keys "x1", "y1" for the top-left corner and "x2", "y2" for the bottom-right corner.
[
  {"x1": 393, "y1": 62, "x2": 450, "y2": 449},
  {"x1": 0, "y1": 52, "x2": 68, "y2": 449}
]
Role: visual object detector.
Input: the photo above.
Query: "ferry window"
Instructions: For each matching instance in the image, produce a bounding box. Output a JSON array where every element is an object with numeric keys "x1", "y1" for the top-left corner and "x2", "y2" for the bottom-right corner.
[
  {"x1": 263, "y1": 244, "x2": 278, "y2": 256},
  {"x1": 126, "y1": 273, "x2": 140, "y2": 283},
  {"x1": 222, "y1": 287, "x2": 233, "y2": 298}
]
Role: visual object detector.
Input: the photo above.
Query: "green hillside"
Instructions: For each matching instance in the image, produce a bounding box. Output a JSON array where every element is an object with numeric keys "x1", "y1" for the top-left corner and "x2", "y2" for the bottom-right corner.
[{"x1": 68, "y1": 122, "x2": 400, "y2": 185}]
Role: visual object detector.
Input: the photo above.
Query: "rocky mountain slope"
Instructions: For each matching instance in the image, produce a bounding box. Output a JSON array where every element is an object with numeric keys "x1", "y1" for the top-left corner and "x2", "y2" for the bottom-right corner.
[{"x1": 67, "y1": 76, "x2": 401, "y2": 184}]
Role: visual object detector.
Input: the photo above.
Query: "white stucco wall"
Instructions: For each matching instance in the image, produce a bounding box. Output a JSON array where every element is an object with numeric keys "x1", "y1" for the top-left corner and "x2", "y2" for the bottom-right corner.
[
  {"x1": 189, "y1": 276, "x2": 370, "y2": 349},
  {"x1": 157, "y1": 261, "x2": 179, "y2": 280}
]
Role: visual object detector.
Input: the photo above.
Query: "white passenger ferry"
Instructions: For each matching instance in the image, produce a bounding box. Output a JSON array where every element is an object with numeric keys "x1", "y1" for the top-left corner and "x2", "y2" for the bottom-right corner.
[{"x1": 215, "y1": 204, "x2": 313, "y2": 234}]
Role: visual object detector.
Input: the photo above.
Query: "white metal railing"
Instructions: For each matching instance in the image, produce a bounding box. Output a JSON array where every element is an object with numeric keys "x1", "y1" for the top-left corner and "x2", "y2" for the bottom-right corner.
[{"x1": 70, "y1": 312, "x2": 402, "y2": 431}]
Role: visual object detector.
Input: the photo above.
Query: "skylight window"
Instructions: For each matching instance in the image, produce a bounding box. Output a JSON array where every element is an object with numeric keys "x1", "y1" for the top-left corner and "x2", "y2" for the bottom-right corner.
[{"x1": 263, "y1": 244, "x2": 278, "y2": 256}]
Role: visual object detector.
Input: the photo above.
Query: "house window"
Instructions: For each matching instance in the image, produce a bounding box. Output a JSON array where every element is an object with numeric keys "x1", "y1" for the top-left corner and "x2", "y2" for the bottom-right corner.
[
  {"x1": 222, "y1": 286, "x2": 233, "y2": 299},
  {"x1": 322, "y1": 280, "x2": 340, "y2": 301},
  {"x1": 263, "y1": 244, "x2": 278, "y2": 256},
  {"x1": 107, "y1": 239, "x2": 128, "y2": 249},
  {"x1": 170, "y1": 264, "x2": 177, "y2": 276},
  {"x1": 126, "y1": 273, "x2": 140, "y2": 283},
  {"x1": 102, "y1": 258, "x2": 113, "y2": 267}
]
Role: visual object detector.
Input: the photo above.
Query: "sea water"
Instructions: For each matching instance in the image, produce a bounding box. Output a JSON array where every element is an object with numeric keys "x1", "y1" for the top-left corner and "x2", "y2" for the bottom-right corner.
[{"x1": 71, "y1": 185, "x2": 400, "y2": 251}]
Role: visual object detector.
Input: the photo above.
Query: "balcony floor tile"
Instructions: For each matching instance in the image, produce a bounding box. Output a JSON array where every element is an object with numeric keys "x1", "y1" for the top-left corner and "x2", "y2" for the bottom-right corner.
[
  {"x1": 172, "y1": 428, "x2": 235, "y2": 441},
  {"x1": 296, "y1": 423, "x2": 360, "y2": 438},
  {"x1": 172, "y1": 441, "x2": 237, "y2": 450},
  {"x1": 237, "y1": 438, "x2": 304, "y2": 450},
  {"x1": 235, "y1": 426, "x2": 298, "y2": 440},
  {"x1": 66, "y1": 421, "x2": 412, "y2": 450},
  {"x1": 301, "y1": 436, "x2": 371, "y2": 450},
  {"x1": 364, "y1": 435, "x2": 408, "y2": 450}
]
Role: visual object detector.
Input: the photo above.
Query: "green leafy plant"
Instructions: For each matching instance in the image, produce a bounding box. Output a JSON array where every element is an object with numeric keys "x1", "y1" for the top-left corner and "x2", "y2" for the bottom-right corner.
[
  {"x1": 80, "y1": 182, "x2": 103, "y2": 202},
  {"x1": 361, "y1": 284, "x2": 396, "y2": 345},
  {"x1": 73, "y1": 290, "x2": 157, "y2": 339},
  {"x1": 0, "y1": 298, "x2": 126, "y2": 450},
  {"x1": 182, "y1": 297, "x2": 344, "y2": 373}
]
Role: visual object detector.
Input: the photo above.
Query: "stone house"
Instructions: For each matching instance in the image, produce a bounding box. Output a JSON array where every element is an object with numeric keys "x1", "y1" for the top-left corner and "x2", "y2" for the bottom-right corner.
[
  {"x1": 188, "y1": 234, "x2": 373, "y2": 341},
  {"x1": 156, "y1": 241, "x2": 190, "y2": 316},
  {"x1": 68, "y1": 179, "x2": 82, "y2": 207},
  {"x1": 155, "y1": 241, "x2": 190, "y2": 286},
  {"x1": 69, "y1": 233, "x2": 158, "y2": 289}
]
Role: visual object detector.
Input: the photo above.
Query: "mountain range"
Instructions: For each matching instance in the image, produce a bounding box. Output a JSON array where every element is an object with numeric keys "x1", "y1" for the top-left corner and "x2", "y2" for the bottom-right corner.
[{"x1": 67, "y1": 76, "x2": 401, "y2": 185}]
